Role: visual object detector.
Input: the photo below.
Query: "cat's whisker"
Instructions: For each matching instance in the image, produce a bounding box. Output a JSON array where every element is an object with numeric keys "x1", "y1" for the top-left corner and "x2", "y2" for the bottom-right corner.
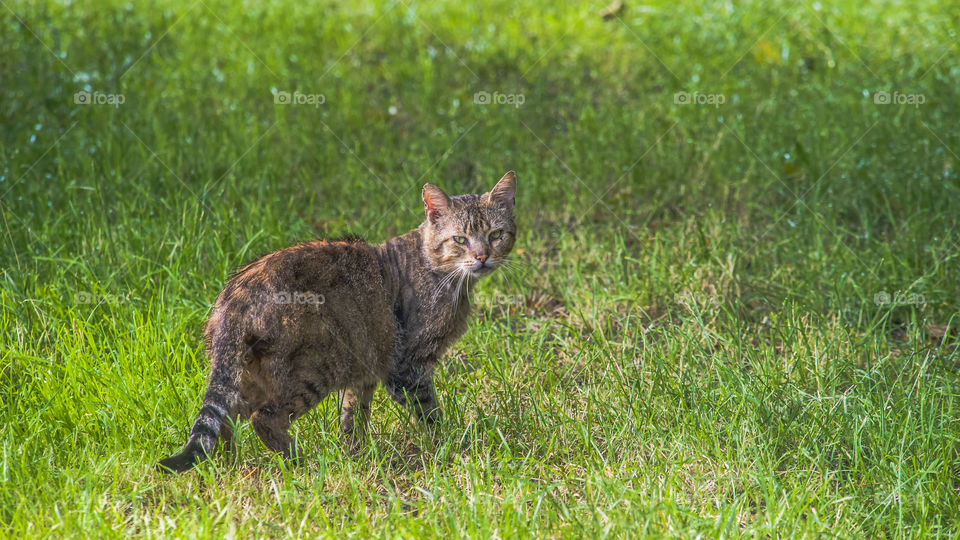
[
  {"x1": 490, "y1": 258, "x2": 530, "y2": 282},
  {"x1": 431, "y1": 262, "x2": 476, "y2": 306},
  {"x1": 497, "y1": 258, "x2": 534, "y2": 272},
  {"x1": 439, "y1": 273, "x2": 460, "y2": 299},
  {"x1": 461, "y1": 268, "x2": 470, "y2": 302},
  {"x1": 503, "y1": 258, "x2": 536, "y2": 274},
  {"x1": 454, "y1": 267, "x2": 469, "y2": 312},
  {"x1": 431, "y1": 270, "x2": 460, "y2": 305},
  {"x1": 452, "y1": 268, "x2": 463, "y2": 300}
]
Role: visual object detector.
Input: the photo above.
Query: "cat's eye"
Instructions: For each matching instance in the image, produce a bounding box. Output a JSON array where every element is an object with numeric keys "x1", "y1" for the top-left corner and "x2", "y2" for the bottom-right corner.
[
  {"x1": 489, "y1": 230, "x2": 503, "y2": 240},
  {"x1": 453, "y1": 236, "x2": 467, "y2": 244}
]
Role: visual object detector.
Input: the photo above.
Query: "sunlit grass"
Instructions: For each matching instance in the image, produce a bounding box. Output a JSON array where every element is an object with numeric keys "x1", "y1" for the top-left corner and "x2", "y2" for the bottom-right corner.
[{"x1": 1, "y1": 0, "x2": 958, "y2": 536}]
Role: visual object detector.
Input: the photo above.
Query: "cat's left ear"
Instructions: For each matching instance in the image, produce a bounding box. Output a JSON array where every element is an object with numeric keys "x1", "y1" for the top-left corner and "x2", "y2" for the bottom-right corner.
[{"x1": 488, "y1": 170, "x2": 516, "y2": 211}]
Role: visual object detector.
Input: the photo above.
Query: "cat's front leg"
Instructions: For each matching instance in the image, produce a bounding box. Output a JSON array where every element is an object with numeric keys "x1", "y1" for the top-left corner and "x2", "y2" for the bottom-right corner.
[{"x1": 385, "y1": 361, "x2": 441, "y2": 428}]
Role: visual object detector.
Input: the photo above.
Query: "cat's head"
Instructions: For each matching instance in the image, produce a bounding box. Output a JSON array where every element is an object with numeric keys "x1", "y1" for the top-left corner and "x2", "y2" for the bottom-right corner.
[{"x1": 420, "y1": 171, "x2": 517, "y2": 277}]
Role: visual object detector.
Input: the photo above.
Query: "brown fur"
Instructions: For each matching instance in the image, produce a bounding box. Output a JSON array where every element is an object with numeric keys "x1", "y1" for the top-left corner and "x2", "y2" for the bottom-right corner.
[{"x1": 158, "y1": 171, "x2": 517, "y2": 472}]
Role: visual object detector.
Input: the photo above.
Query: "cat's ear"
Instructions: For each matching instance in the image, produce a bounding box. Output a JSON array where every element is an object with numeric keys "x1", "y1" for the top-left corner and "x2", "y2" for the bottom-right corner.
[
  {"x1": 422, "y1": 183, "x2": 451, "y2": 224},
  {"x1": 488, "y1": 170, "x2": 516, "y2": 211}
]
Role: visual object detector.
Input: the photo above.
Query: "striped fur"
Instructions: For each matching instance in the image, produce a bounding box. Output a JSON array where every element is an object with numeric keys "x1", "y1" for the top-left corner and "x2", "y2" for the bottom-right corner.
[{"x1": 158, "y1": 172, "x2": 517, "y2": 473}]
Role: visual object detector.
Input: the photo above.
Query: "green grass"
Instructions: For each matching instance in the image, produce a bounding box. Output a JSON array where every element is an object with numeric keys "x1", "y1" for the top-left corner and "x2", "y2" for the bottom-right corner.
[{"x1": 2, "y1": 0, "x2": 959, "y2": 536}]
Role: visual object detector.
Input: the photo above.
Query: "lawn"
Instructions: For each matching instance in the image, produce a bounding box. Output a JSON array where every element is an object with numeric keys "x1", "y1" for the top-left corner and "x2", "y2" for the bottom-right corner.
[{"x1": 2, "y1": 0, "x2": 959, "y2": 536}]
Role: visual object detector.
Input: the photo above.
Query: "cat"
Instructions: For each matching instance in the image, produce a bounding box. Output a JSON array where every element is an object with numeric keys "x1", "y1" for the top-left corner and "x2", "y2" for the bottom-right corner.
[{"x1": 158, "y1": 171, "x2": 517, "y2": 472}]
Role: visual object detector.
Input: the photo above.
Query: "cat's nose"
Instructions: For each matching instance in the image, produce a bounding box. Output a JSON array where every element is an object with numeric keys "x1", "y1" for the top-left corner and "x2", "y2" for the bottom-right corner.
[{"x1": 475, "y1": 253, "x2": 488, "y2": 263}]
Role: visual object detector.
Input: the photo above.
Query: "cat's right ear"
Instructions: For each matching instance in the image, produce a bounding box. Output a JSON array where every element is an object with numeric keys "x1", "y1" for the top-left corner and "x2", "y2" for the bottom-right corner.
[{"x1": 422, "y1": 183, "x2": 451, "y2": 224}]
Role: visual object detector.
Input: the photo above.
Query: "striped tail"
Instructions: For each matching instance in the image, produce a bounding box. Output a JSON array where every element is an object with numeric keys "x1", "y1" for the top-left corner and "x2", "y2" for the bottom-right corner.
[{"x1": 158, "y1": 363, "x2": 238, "y2": 473}]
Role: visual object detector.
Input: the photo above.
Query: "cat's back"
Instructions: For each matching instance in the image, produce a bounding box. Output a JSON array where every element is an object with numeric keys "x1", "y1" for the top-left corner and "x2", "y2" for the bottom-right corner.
[
  {"x1": 205, "y1": 237, "x2": 396, "y2": 369},
  {"x1": 229, "y1": 236, "x2": 374, "y2": 285},
  {"x1": 219, "y1": 237, "x2": 382, "y2": 301}
]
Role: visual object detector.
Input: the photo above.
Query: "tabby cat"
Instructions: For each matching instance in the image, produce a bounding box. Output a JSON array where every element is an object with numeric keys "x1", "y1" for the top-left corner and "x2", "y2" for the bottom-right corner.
[{"x1": 158, "y1": 171, "x2": 517, "y2": 472}]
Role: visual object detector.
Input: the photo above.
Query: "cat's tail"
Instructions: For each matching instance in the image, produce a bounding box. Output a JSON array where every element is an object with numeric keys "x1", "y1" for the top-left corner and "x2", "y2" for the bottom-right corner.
[{"x1": 157, "y1": 360, "x2": 240, "y2": 474}]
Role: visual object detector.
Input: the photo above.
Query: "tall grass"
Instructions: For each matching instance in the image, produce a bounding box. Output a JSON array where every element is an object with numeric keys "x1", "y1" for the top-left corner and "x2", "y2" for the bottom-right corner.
[{"x1": 1, "y1": 0, "x2": 958, "y2": 536}]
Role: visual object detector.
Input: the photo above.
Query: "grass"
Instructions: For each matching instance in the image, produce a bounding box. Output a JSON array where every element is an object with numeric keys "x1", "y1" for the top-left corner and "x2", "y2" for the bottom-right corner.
[{"x1": 2, "y1": 0, "x2": 959, "y2": 536}]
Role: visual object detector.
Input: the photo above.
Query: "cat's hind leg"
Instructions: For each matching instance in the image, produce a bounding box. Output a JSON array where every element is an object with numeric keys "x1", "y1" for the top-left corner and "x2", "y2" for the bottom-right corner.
[
  {"x1": 218, "y1": 402, "x2": 253, "y2": 464},
  {"x1": 340, "y1": 382, "x2": 377, "y2": 452},
  {"x1": 251, "y1": 402, "x2": 296, "y2": 458},
  {"x1": 251, "y1": 381, "x2": 327, "y2": 463}
]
